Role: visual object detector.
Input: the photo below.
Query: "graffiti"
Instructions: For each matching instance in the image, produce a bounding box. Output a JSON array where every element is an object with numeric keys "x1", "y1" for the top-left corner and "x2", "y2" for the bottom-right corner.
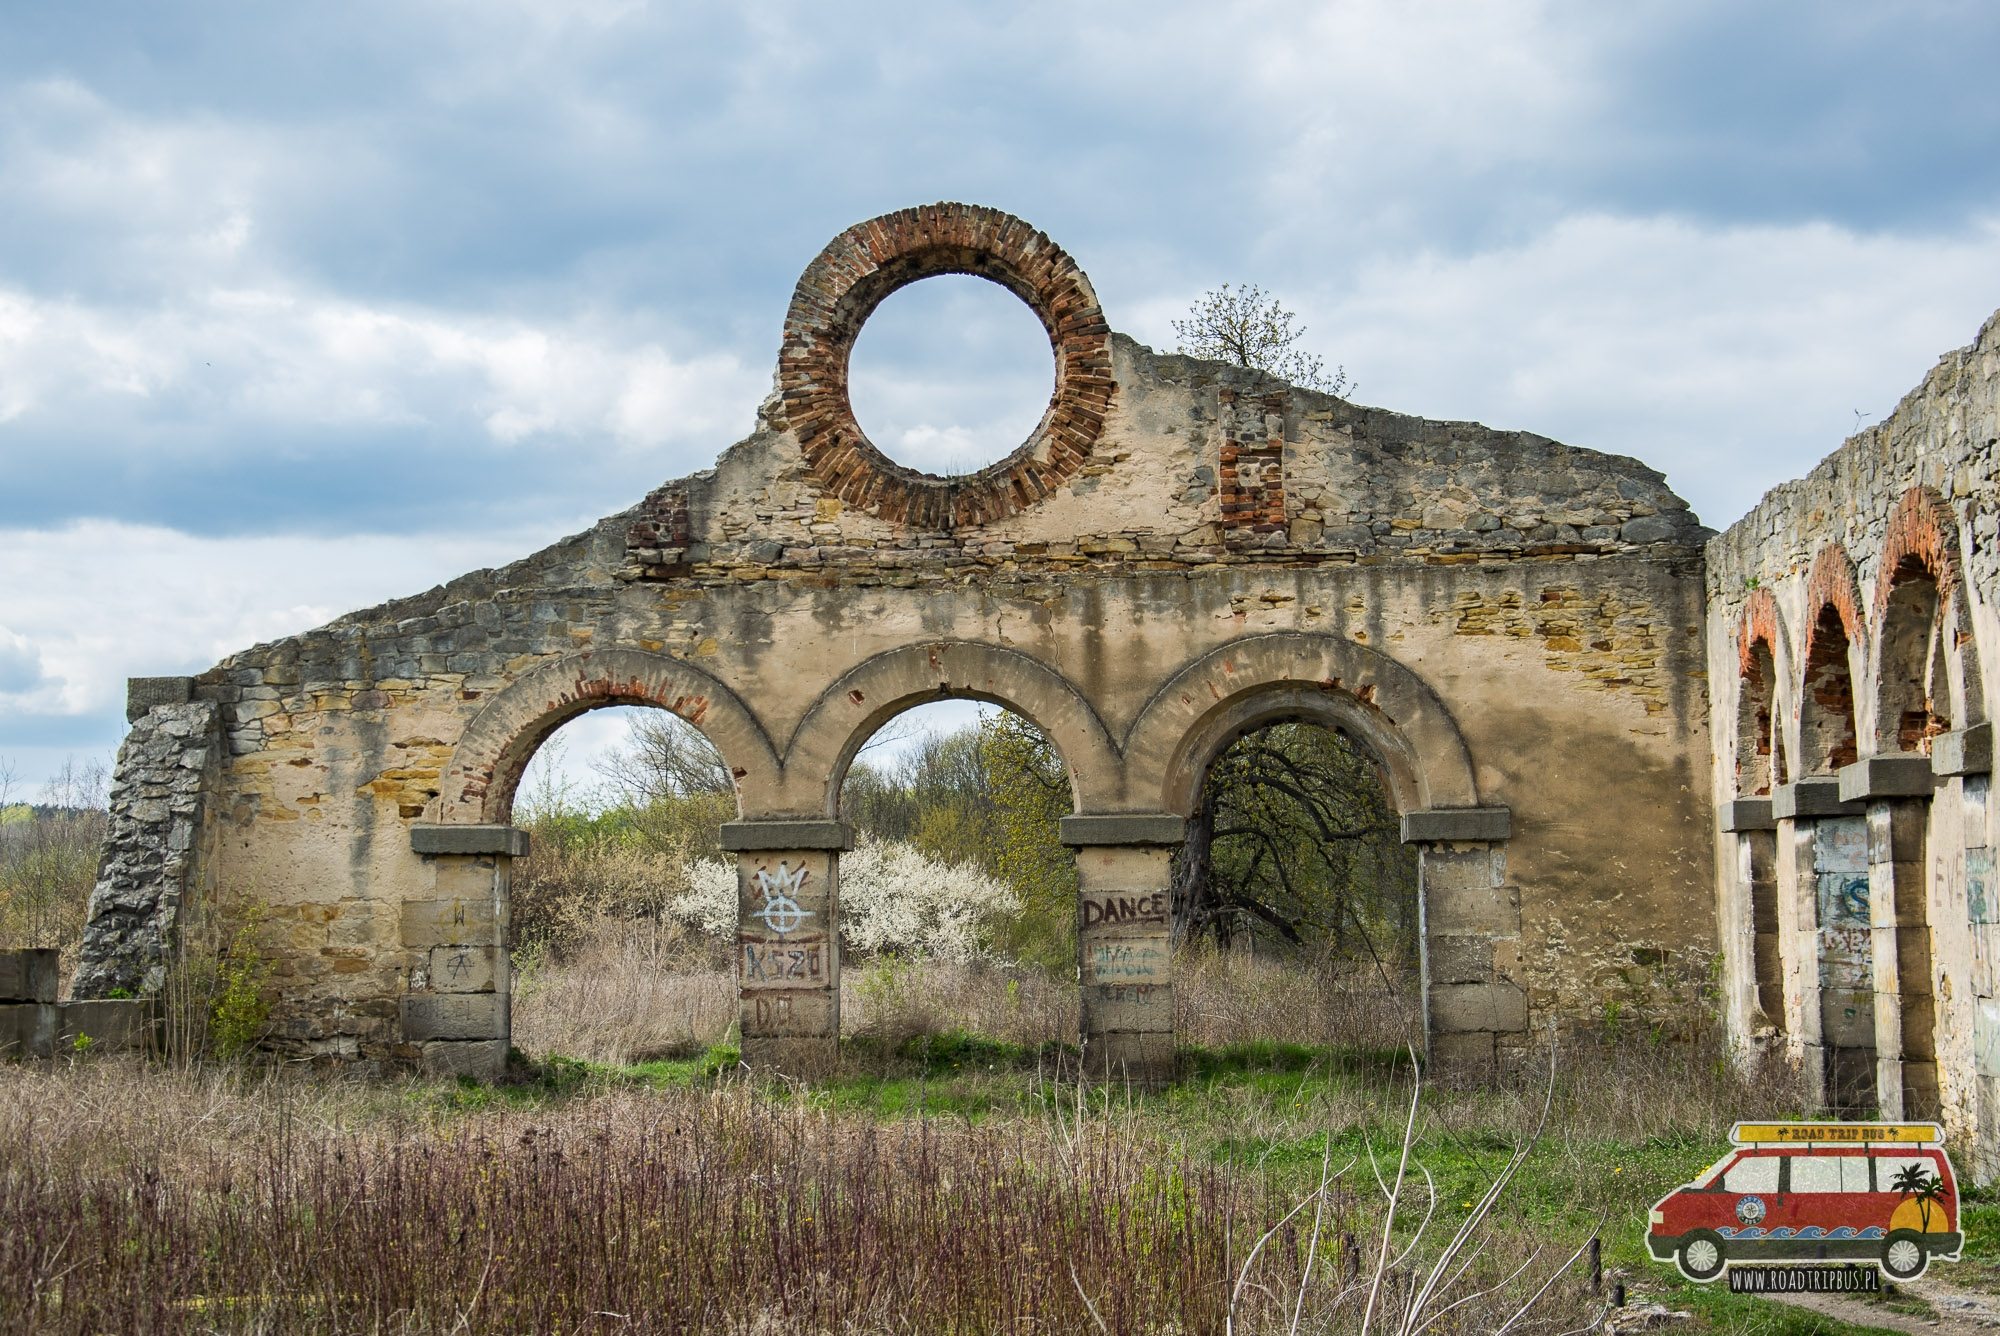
[
  {"x1": 1087, "y1": 941, "x2": 1169, "y2": 984},
  {"x1": 1081, "y1": 892, "x2": 1168, "y2": 927},
  {"x1": 743, "y1": 942, "x2": 825, "y2": 985},
  {"x1": 752, "y1": 861, "x2": 814, "y2": 936},
  {"x1": 444, "y1": 949, "x2": 476, "y2": 986}
]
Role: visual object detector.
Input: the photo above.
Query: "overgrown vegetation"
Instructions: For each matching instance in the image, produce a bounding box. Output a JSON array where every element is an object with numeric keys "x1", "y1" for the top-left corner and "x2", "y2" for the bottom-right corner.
[{"x1": 0, "y1": 758, "x2": 107, "y2": 971}]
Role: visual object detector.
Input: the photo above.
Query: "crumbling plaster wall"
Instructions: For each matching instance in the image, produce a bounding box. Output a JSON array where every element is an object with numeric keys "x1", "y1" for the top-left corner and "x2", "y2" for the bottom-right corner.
[
  {"x1": 71, "y1": 204, "x2": 1717, "y2": 1078},
  {"x1": 1708, "y1": 307, "x2": 2000, "y2": 1176},
  {"x1": 84, "y1": 336, "x2": 1715, "y2": 1063}
]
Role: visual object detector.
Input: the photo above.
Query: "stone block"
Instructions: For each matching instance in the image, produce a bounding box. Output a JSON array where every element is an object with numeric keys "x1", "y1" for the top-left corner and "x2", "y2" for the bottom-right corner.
[
  {"x1": 1933, "y1": 723, "x2": 1993, "y2": 777},
  {"x1": 1427, "y1": 1029, "x2": 1497, "y2": 1073},
  {"x1": 1078, "y1": 888, "x2": 1170, "y2": 932},
  {"x1": 419, "y1": 1040, "x2": 509, "y2": 1080},
  {"x1": 1424, "y1": 880, "x2": 1521, "y2": 936},
  {"x1": 401, "y1": 992, "x2": 509, "y2": 1042},
  {"x1": 719, "y1": 820, "x2": 853, "y2": 852},
  {"x1": 1059, "y1": 813, "x2": 1185, "y2": 847},
  {"x1": 1426, "y1": 934, "x2": 1496, "y2": 985},
  {"x1": 0, "y1": 948, "x2": 60, "y2": 1003},
  {"x1": 1772, "y1": 778, "x2": 1863, "y2": 820},
  {"x1": 1081, "y1": 936, "x2": 1171, "y2": 987},
  {"x1": 428, "y1": 945, "x2": 506, "y2": 994},
  {"x1": 1071, "y1": 845, "x2": 1174, "y2": 894},
  {"x1": 1720, "y1": 799, "x2": 1775, "y2": 832},
  {"x1": 1401, "y1": 807, "x2": 1511, "y2": 843},
  {"x1": 58, "y1": 999, "x2": 156, "y2": 1053},
  {"x1": 1838, "y1": 755, "x2": 1935, "y2": 803},
  {"x1": 1419, "y1": 846, "x2": 1504, "y2": 894},
  {"x1": 740, "y1": 1034, "x2": 836, "y2": 1078},
  {"x1": 1427, "y1": 982, "x2": 1528, "y2": 1035},
  {"x1": 435, "y1": 855, "x2": 509, "y2": 899},
  {"x1": 399, "y1": 897, "x2": 503, "y2": 947},
  {"x1": 741, "y1": 988, "x2": 838, "y2": 1038},
  {"x1": 126, "y1": 675, "x2": 193, "y2": 722},
  {"x1": 1084, "y1": 1030, "x2": 1175, "y2": 1086},
  {"x1": 740, "y1": 936, "x2": 834, "y2": 990},
  {"x1": 410, "y1": 824, "x2": 530, "y2": 857},
  {"x1": 0, "y1": 1003, "x2": 57, "y2": 1058},
  {"x1": 1080, "y1": 982, "x2": 1172, "y2": 1034}
]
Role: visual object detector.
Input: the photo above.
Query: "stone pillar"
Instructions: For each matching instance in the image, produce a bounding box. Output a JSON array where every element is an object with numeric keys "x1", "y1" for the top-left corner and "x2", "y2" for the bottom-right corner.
[
  {"x1": 1721, "y1": 800, "x2": 1782, "y2": 1039},
  {"x1": 720, "y1": 820, "x2": 851, "y2": 1078},
  {"x1": 73, "y1": 682, "x2": 221, "y2": 999},
  {"x1": 403, "y1": 825, "x2": 523, "y2": 1078},
  {"x1": 1779, "y1": 778, "x2": 1874, "y2": 1113},
  {"x1": 1775, "y1": 812, "x2": 1822, "y2": 1100},
  {"x1": 1841, "y1": 754, "x2": 1939, "y2": 1120},
  {"x1": 1401, "y1": 808, "x2": 1523, "y2": 1073},
  {"x1": 1061, "y1": 815, "x2": 1181, "y2": 1085}
]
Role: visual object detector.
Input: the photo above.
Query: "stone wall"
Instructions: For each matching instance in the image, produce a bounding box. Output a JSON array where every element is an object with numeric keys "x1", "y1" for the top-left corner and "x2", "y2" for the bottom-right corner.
[
  {"x1": 73, "y1": 204, "x2": 1716, "y2": 1085},
  {"x1": 72, "y1": 693, "x2": 222, "y2": 999},
  {"x1": 1707, "y1": 306, "x2": 1999, "y2": 1178}
]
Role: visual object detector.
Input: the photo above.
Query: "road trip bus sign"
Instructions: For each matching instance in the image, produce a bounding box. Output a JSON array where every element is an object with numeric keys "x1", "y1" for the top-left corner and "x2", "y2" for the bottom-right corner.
[{"x1": 1646, "y1": 1122, "x2": 1964, "y2": 1291}]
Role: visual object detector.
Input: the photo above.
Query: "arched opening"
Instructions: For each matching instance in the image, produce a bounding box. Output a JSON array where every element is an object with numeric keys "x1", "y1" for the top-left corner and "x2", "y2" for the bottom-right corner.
[
  {"x1": 1878, "y1": 558, "x2": 1950, "y2": 754},
  {"x1": 1798, "y1": 604, "x2": 1874, "y2": 1114},
  {"x1": 1736, "y1": 638, "x2": 1784, "y2": 796},
  {"x1": 1800, "y1": 605, "x2": 1859, "y2": 777},
  {"x1": 503, "y1": 704, "x2": 740, "y2": 1066},
  {"x1": 846, "y1": 274, "x2": 1058, "y2": 477},
  {"x1": 829, "y1": 699, "x2": 1080, "y2": 1054},
  {"x1": 1173, "y1": 717, "x2": 1421, "y2": 1052},
  {"x1": 1871, "y1": 557, "x2": 1947, "y2": 1120},
  {"x1": 1735, "y1": 638, "x2": 1784, "y2": 1033}
]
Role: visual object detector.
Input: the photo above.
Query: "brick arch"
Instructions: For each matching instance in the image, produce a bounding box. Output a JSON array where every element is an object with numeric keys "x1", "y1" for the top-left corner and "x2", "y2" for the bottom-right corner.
[
  {"x1": 436, "y1": 650, "x2": 780, "y2": 824},
  {"x1": 780, "y1": 640, "x2": 1122, "y2": 817},
  {"x1": 1123, "y1": 632, "x2": 1480, "y2": 819},
  {"x1": 1799, "y1": 544, "x2": 1864, "y2": 775},
  {"x1": 776, "y1": 202, "x2": 1114, "y2": 530},
  {"x1": 1872, "y1": 485, "x2": 1984, "y2": 736},
  {"x1": 1735, "y1": 589, "x2": 1790, "y2": 794}
]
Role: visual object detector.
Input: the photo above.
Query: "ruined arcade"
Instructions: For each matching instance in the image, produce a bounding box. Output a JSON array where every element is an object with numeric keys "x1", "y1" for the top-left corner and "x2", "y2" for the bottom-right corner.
[{"x1": 56, "y1": 205, "x2": 1996, "y2": 1176}]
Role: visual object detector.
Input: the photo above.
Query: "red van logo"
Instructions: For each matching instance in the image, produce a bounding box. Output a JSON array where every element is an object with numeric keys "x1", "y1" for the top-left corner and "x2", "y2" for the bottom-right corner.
[{"x1": 1647, "y1": 1122, "x2": 1962, "y2": 1283}]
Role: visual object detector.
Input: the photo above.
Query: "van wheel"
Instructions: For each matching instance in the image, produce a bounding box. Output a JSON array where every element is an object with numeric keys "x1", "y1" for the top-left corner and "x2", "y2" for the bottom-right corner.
[
  {"x1": 1678, "y1": 1231, "x2": 1725, "y2": 1281},
  {"x1": 1882, "y1": 1231, "x2": 1928, "y2": 1280}
]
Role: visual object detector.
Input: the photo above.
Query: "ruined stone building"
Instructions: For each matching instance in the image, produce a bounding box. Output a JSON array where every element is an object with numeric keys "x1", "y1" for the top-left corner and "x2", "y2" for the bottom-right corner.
[{"x1": 52, "y1": 204, "x2": 1999, "y2": 1179}]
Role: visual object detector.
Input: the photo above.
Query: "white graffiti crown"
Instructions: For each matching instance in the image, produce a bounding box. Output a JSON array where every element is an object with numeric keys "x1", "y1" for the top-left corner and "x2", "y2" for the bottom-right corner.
[{"x1": 754, "y1": 861, "x2": 810, "y2": 897}]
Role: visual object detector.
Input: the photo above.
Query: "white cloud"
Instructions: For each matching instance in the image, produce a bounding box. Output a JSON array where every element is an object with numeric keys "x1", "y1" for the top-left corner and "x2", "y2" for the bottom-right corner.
[
  {"x1": 0, "y1": 627, "x2": 43, "y2": 695},
  {"x1": 0, "y1": 283, "x2": 760, "y2": 452},
  {"x1": 0, "y1": 518, "x2": 554, "y2": 728},
  {"x1": 1133, "y1": 212, "x2": 2000, "y2": 528}
]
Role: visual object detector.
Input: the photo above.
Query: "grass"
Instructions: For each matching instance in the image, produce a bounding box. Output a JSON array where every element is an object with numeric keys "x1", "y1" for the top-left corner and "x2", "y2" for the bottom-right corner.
[{"x1": 0, "y1": 1034, "x2": 1951, "y2": 1334}]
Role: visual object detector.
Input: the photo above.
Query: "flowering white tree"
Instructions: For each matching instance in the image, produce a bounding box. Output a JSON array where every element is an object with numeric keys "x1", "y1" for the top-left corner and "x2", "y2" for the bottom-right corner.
[{"x1": 668, "y1": 837, "x2": 1018, "y2": 962}]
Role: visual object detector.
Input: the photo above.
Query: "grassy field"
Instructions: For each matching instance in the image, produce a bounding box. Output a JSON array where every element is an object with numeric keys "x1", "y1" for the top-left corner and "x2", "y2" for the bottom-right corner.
[{"x1": 3, "y1": 1028, "x2": 1985, "y2": 1334}]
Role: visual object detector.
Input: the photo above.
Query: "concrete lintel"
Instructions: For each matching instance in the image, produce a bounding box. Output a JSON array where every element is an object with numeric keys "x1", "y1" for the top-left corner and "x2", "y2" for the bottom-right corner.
[
  {"x1": 126, "y1": 675, "x2": 194, "y2": 722},
  {"x1": 719, "y1": 819, "x2": 854, "y2": 852},
  {"x1": 1720, "y1": 799, "x2": 1776, "y2": 833},
  {"x1": 1060, "y1": 813, "x2": 1186, "y2": 847},
  {"x1": 1401, "y1": 807, "x2": 1511, "y2": 844},
  {"x1": 410, "y1": 824, "x2": 531, "y2": 857},
  {"x1": 1770, "y1": 777, "x2": 1864, "y2": 821},
  {"x1": 1837, "y1": 755, "x2": 1937, "y2": 804},
  {"x1": 1932, "y1": 723, "x2": 1993, "y2": 778}
]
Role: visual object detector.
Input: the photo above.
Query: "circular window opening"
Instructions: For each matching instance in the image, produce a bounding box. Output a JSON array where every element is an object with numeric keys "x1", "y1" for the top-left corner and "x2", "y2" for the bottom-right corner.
[{"x1": 846, "y1": 274, "x2": 1056, "y2": 477}]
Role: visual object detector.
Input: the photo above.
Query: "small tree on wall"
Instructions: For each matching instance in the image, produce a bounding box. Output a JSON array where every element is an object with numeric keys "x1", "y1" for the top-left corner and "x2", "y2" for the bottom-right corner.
[{"x1": 1172, "y1": 284, "x2": 1353, "y2": 397}]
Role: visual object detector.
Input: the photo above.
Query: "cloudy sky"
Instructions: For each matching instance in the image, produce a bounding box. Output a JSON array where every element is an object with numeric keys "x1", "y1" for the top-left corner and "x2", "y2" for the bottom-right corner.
[{"x1": 3, "y1": 0, "x2": 1998, "y2": 799}]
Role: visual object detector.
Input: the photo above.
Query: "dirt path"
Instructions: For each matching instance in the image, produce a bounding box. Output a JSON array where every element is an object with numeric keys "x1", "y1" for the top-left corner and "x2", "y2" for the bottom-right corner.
[{"x1": 1759, "y1": 1273, "x2": 2000, "y2": 1335}]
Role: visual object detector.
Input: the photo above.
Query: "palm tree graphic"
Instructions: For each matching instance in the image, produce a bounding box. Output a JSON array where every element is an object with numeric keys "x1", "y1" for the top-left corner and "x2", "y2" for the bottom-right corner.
[{"x1": 1889, "y1": 1163, "x2": 1946, "y2": 1233}]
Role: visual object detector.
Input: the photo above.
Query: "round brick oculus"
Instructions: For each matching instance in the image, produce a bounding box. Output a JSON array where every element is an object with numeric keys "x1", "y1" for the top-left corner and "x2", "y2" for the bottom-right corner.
[{"x1": 778, "y1": 203, "x2": 1113, "y2": 530}]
